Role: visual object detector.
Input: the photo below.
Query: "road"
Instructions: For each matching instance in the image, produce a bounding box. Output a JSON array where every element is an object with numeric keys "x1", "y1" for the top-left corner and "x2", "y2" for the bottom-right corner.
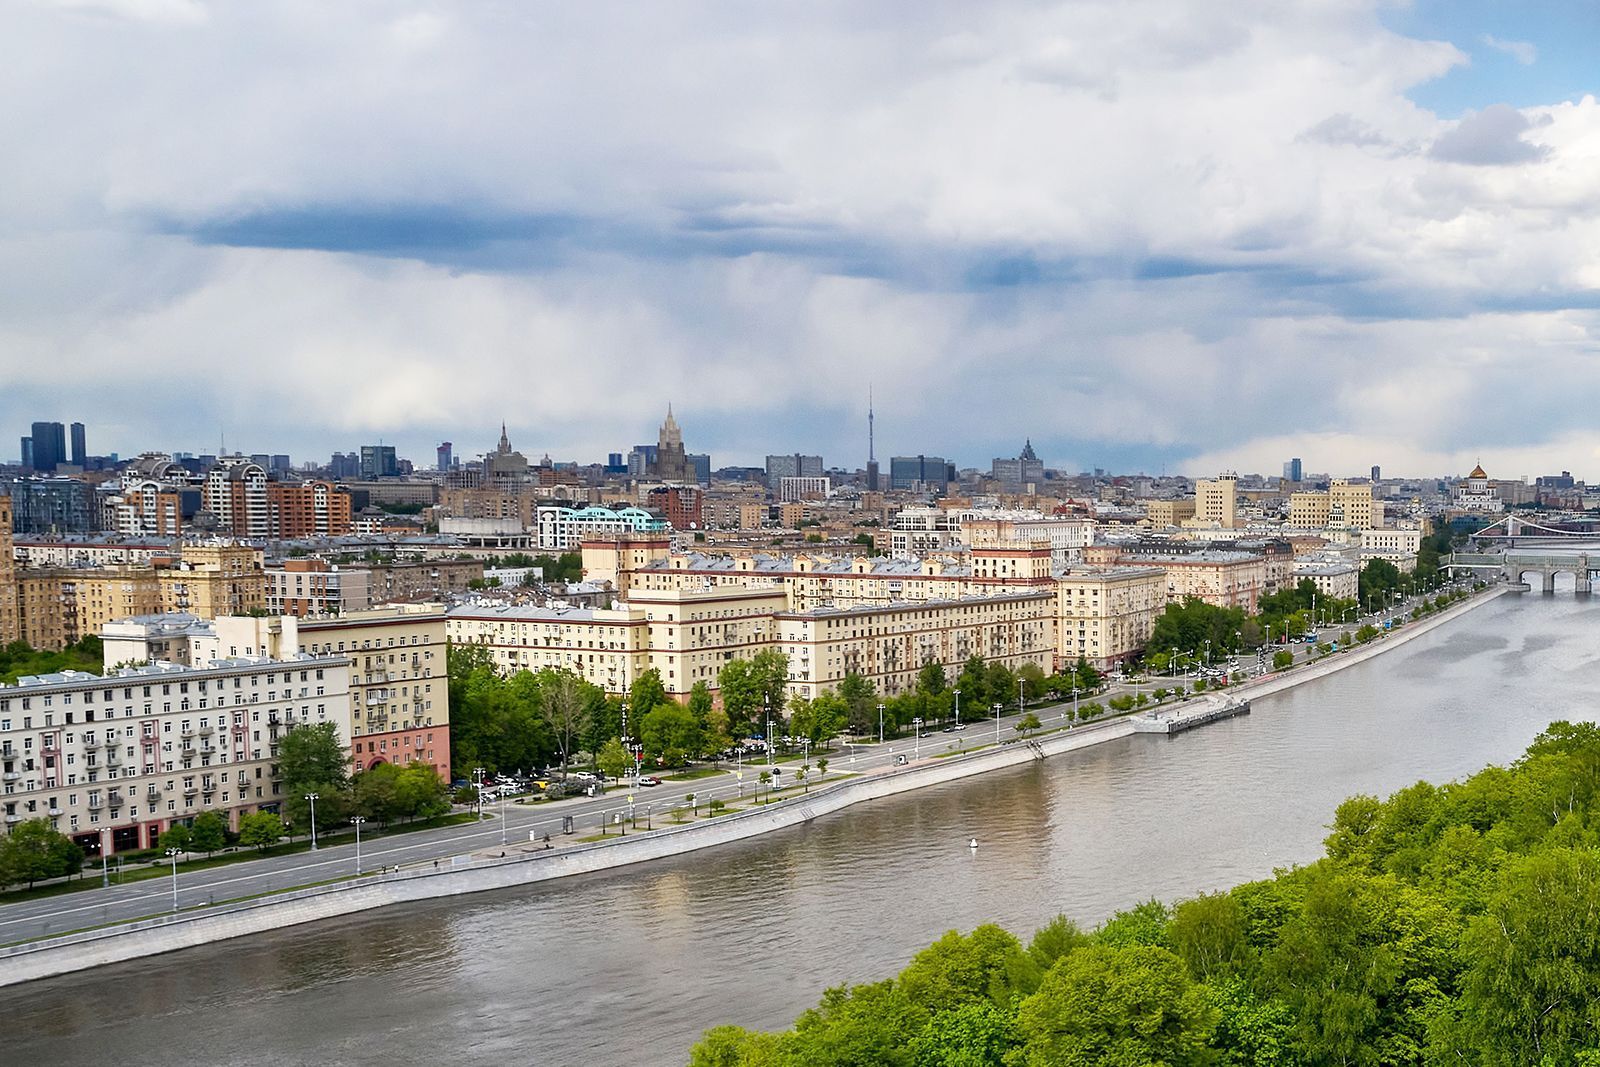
[{"x1": 0, "y1": 585, "x2": 1460, "y2": 945}]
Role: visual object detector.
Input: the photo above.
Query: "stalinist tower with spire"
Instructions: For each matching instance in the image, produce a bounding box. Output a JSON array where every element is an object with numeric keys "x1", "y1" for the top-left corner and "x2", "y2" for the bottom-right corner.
[{"x1": 653, "y1": 404, "x2": 690, "y2": 482}]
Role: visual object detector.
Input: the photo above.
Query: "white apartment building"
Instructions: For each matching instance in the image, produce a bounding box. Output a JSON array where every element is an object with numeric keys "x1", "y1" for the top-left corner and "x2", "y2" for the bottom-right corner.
[
  {"x1": 536, "y1": 504, "x2": 667, "y2": 551},
  {"x1": 0, "y1": 655, "x2": 351, "y2": 855}
]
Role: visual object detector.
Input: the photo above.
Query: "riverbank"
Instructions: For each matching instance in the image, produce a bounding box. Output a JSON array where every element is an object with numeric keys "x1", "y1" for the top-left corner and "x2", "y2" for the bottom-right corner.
[{"x1": 0, "y1": 584, "x2": 1510, "y2": 988}]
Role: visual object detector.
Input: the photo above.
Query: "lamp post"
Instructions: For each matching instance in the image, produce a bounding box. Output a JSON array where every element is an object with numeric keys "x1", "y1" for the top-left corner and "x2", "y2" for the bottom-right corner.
[
  {"x1": 953, "y1": 688, "x2": 961, "y2": 727},
  {"x1": 472, "y1": 767, "x2": 486, "y2": 820},
  {"x1": 764, "y1": 694, "x2": 774, "y2": 769},
  {"x1": 304, "y1": 792, "x2": 320, "y2": 850},
  {"x1": 1072, "y1": 685, "x2": 1079, "y2": 724},
  {"x1": 100, "y1": 827, "x2": 110, "y2": 889},
  {"x1": 913, "y1": 717, "x2": 923, "y2": 760},
  {"x1": 165, "y1": 847, "x2": 180, "y2": 912},
  {"x1": 352, "y1": 816, "x2": 365, "y2": 874},
  {"x1": 1170, "y1": 646, "x2": 1178, "y2": 677},
  {"x1": 877, "y1": 702, "x2": 885, "y2": 744},
  {"x1": 993, "y1": 702, "x2": 1002, "y2": 745},
  {"x1": 500, "y1": 790, "x2": 508, "y2": 846},
  {"x1": 1017, "y1": 678, "x2": 1025, "y2": 718}
]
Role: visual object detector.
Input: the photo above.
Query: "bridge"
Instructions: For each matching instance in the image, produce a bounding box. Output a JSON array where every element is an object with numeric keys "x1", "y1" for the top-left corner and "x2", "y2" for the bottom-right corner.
[{"x1": 1447, "y1": 547, "x2": 1598, "y2": 594}]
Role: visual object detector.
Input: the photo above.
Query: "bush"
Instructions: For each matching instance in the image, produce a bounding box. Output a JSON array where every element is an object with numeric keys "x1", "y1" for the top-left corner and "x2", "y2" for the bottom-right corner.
[{"x1": 1272, "y1": 650, "x2": 1293, "y2": 670}]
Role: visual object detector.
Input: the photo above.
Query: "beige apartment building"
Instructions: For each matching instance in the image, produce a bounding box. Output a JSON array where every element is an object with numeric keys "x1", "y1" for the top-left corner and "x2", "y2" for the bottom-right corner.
[
  {"x1": 776, "y1": 591, "x2": 1056, "y2": 700},
  {"x1": 157, "y1": 542, "x2": 266, "y2": 618},
  {"x1": 1055, "y1": 567, "x2": 1168, "y2": 669},
  {"x1": 0, "y1": 498, "x2": 18, "y2": 646},
  {"x1": 1145, "y1": 499, "x2": 1196, "y2": 528},
  {"x1": 1359, "y1": 527, "x2": 1423, "y2": 570},
  {"x1": 1290, "y1": 480, "x2": 1382, "y2": 532},
  {"x1": 0, "y1": 654, "x2": 351, "y2": 855},
  {"x1": 1126, "y1": 550, "x2": 1266, "y2": 612},
  {"x1": 1193, "y1": 477, "x2": 1238, "y2": 528}
]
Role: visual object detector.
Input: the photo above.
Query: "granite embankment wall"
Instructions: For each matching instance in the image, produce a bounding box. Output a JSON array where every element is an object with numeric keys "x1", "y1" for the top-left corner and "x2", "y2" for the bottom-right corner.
[
  {"x1": 0, "y1": 720, "x2": 1135, "y2": 987},
  {"x1": 0, "y1": 585, "x2": 1509, "y2": 988}
]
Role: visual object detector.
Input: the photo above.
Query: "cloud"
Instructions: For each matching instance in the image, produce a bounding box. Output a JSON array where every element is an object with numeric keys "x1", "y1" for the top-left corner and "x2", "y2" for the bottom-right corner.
[
  {"x1": 1481, "y1": 34, "x2": 1537, "y2": 66},
  {"x1": 3, "y1": 2, "x2": 1600, "y2": 477},
  {"x1": 1429, "y1": 103, "x2": 1551, "y2": 165}
]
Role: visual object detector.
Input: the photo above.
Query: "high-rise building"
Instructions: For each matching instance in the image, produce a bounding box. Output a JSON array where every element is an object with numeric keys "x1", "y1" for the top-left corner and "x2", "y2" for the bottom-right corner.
[
  {"x1": 437, "y1": 441, "x2": 453, "y2": 471},
  {"x1": 687, "y1": 453, "x2": 711, "y2": 486},
  {"x1": 652, "y1": 406, "x2": 690, "y2": 482},
  {"x1": 766, "y1": 454, "x2": 824, "y2": 483},
  {"x1": 28, "y1": 421, "x2": 66, "y2": 472},
  {"x1": 18, "y1": 437, "x2": 32, "y2": 469},
  {"x1": 889, "y1": 455, "x2": 953, "y2": 492},
  {"x1": 69, "y1": 422, "x2": 86, "y2": 467},
  {"x1": 1282, "y1": 458, "x2": 1302, "y2": 484},
  {"x1": 329, "y1": 452, "x2": 361, "y2": 479},
  {"x1": 1195, "y1": 476, "x2": 1238, "y2": 528},
  {"x1": 359, "y1": 445, "x2": 398, "y2": 479},
  {"x1": 992, "y1": 440, "x2": 1044, "y2": 488},
  {"x1": 270, "y1": 454, "x2": 292, "y2": 473},
  {"x1": 1370, "y1": 465, "x2": 1381, "y2": 483},
  {"x1": 204, "y1": 457, "x2": 270, "y2": 536}
]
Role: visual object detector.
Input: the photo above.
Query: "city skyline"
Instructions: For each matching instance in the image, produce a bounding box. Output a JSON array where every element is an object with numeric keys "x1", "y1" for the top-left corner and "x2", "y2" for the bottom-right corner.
[{"x1": 4, "y1": 4, "x2": 1600, "y2": 478}]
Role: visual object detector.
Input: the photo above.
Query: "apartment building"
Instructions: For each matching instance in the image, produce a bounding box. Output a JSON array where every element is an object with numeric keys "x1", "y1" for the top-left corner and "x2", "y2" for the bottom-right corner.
[
  {"x1": 266, "y1": 559, "x2": 374, "y2": 616},
  {"x1": 776, "y1": 591, "x2": 1055, "y2": 700},
  {"x1": 1055, "y1": 567, "x2": 1168, "y2": 669},
  {"x1": 1109, "y1": 549, "x2": 1266, "y2": 612},
  {"x1": 1193, "y1": 477, "x2": 1238, "y2": 528},
  {"x1": 1289, "y1": 480, "x2": 1382, "y2": 532},
  {"x1": 157, "y1": 542, "x2": 267, "y2": 618},
  {"x1": 0, "y1": 654, "x2": 351, "y2": 855},
  {"x1": 1145, "y1": 499, "x2": 1196, "y2": 527},
  {"x1": 1359, "y1": 527, "x2": 1423, "y2": 570},
  {"x1": 0, "y1": 498, "x2": 18, "y2": 646},
  {"x1": 265, "y1": 480, "x2": 354, "y2": 538},
  {"x1": 1290, "y1": 557, "x2": 1360, "y2": 601},
  {"x1": 297, "y1": 608, "x2": 450, "y2": 780},
  {"x1": 204, "y1": 457, "x2": 270, "y2": 537},
  {"x1": 536, "y1": 504, "x2": 666, "y2": 551}
]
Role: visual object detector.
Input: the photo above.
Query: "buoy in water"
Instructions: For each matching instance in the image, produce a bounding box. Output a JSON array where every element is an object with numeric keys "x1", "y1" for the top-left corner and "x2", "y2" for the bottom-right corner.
[{"x1": 969, "y1": 838, "x2": 978, "y2": 850}]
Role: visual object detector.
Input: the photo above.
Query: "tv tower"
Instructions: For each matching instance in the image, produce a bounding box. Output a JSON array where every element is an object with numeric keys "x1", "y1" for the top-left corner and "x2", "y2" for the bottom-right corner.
[{"x1": 866, "y1": 385, "x2": 879, "y2": 491}]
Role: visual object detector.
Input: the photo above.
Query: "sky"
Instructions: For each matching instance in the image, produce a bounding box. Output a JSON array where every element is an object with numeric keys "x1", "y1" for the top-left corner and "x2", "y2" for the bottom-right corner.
[{"x1": 4, "y1": 1, "x2": 1600, "y2": 481}]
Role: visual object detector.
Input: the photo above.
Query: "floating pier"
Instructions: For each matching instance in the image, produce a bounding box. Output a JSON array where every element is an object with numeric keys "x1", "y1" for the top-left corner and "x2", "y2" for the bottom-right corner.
[{"x1": 1129, "y1": 696, "x2": 1251, "y2": 734}]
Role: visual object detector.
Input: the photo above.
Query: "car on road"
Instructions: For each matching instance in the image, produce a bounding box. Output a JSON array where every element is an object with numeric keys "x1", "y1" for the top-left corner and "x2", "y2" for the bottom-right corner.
[{"x1": 639, "y1": 775, "x2": 662, "y2": 787}]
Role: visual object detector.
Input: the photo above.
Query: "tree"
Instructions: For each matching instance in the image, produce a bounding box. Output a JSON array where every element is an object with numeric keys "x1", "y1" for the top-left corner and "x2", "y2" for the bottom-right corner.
[
  {"x1": 189, "y1": 811, "x2": 228, "y2": 856},
  {"x1": 353, "y1": 762, "x2": 404, "y2": 825},
  {"x1": 838, "y1": 672, "x2": 877, "y2": 734},
  {"x1": 641, "y1": 702, "x2": 701, "y2": 766},
  {"x1": 238, "y1": 811, "x2": 286, "y2": 852},
  {"x1": 796, "y1": 765, "x2": 809, "y2": 793},
  {"x1": 597, "y1": 738, "x2": 631, "y2": 781},
  {"x1": 158, "y1": 823, "x2": 193, "y2": 853},
  {"x1": 628, "y1": 669, "x2": 668, "y2": 725},
  {"x1": 278, "y1": 722, "x2": 351, "y2": 797},
  {"x1": 0, "y1": 818, "x2": 83, "y2": 888},
  {"x1": 539, "y1": 668, "x2": 592, "y2": 775},
  {"x1": 1015, "y1": 713, "x2": 1042, "y2": 737},
  {"x1": 918, "y1": 659, "x2": 948, "y2": 697},
  {"x1": 1015, "y1": 943, "x2": 1217, "y2": 1066},
  {"x1": 816, "y1": 757, "x2": 829, "y2": 781},
  {"x1": 395, "y1": 763, "x2": 451, "y2": 821}
]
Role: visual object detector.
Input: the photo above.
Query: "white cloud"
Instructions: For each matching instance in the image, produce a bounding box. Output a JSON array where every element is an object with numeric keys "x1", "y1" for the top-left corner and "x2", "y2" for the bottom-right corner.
[
  {"x1": 1481, "y1": 34, "x2": 1537, "y2": 66},
  {"x1": 3, "y1": 2, "x2": 1600, "y2": 475}
]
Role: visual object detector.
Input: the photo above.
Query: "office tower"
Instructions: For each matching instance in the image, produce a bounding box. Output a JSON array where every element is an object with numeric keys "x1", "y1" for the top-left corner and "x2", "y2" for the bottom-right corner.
[
  {"x1": 1370, "y1": 465, "x2": 1381, "y2": 483},
  {"x1": 359, "y1": 444, "x2": 398, "y2": 479},
  {"x1": 437, "y1": 441, "x2": 453, "y2": 471},
  {"x1": 29, "y1": 421, "x2": 66, "y2": 472},
  {"x1": 889, "y1": 455, "x2": 952, "y2": 492},
  {"x1": 1195, "y1": 475, "x2": 1239, "y2": 528},
  {"x1": 19, "y1": 436, "x2": 32, "y2": 469},
  {"x1": 69, "y1": 422, "x2": 86, "y2": 467},
  {"x1": 766, "y1": 454, "x2": 824, "y2": 482},
  {"x1": 1282, "y1": 457, "x2": 1302, "y2": 483}
]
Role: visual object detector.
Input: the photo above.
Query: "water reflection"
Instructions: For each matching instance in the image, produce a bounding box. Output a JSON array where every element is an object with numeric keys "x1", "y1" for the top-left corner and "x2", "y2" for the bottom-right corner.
[{"x1": 8, "y1": 593, "x2": 1599, "y2": 1067}]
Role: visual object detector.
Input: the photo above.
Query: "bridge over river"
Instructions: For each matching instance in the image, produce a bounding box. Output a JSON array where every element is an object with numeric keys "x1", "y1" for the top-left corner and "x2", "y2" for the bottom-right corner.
[{"x1": 1448, "y1": 546, "x2": 1599, "y2": 593}]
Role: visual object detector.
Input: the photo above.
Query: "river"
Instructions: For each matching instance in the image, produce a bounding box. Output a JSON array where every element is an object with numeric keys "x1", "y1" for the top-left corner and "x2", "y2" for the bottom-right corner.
[{"x1": 9, "y1": 591, "x2": 1598, "y2": 1066}]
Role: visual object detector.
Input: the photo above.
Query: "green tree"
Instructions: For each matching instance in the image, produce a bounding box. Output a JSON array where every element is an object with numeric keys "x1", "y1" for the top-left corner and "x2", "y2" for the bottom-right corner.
[
  {"x1": 539, "y1": 668, "x2": 592, "y2": 775},
  {"x1": 641, "y1": 702, "x2": 701, "y2": 766},
  {"x1": 189, "y1": 810, "x2": 228, "y2": 855},
  {"x1": 278, "y1": 722, "x2": 351, "y2": 796},
  {"x1": 838, "y1": 672, "x2": 877, "y2": 734},
  {"x1": 596, "y1": 738, "x2": 631, "y2": 781},
  {"x1": 353, "y1": 762, "x2": 404, "y2": 825},
  {"x1": 909, "y1": 1001, "x2": 1020, "y2": 1067},
  {"x1": 0, "y1": 818, "x2": 84, "y2": 888},
  {"x1": 158, "y1": 823, "x2": 193, "y2": 853},
  {"x1": 395, "y1": 763, "x2": 451, "y2": 821},
  {"x1": 1015, "y1": 712, "x2": 1042, "y2": 737},
  {"x1": 238, "y1": 811, "x2": 286, "y2": 852},
  {"x1": 1015, "y1": 943, "x2": 1217, "y2": 1066},
  {"x1": 628, "y1": 669, "x2": 668, "y2": 724},
  {"x1": 918, "y1": 659, "x2": 948, "y2": 696}
]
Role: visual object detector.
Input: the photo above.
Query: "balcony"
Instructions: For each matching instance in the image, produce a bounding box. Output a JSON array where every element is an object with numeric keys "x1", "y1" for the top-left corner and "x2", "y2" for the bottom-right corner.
[
  {"x1": 105, "y1": 752, "x2": 123, "y2": 766},
  {"x1": 198, "y1": 725, "x2": 214, "y2": 737},
  {"x1": 1, "y1": 771, "x2": 19, "y2": 783},
  {"x1": 86, "y1": 797, "x2": 104, "y2": 811},
  {"x1": 180, "y1": 728, "x2": 197, "y2": 740},
  {"x1": 4, "y1": 814, "x2": 19, "y2": 825},
  {"x1": 46, "y1": 807, "x2": 61, "y2": 817},
  {"x1": 183, "y1": 785, "x2": 198, "y2": 797}
]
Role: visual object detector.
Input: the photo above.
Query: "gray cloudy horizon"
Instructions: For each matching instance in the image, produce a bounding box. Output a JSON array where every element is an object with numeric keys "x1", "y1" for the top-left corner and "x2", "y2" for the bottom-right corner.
[{"x1": 4, "y1": 0, "x2": 1600, "y2": 481}]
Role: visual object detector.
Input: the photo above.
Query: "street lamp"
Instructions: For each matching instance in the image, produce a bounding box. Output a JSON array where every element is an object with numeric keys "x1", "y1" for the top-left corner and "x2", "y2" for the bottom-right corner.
[
  {"x1": 953, "y1": 688, "x2": 961, "y2": 726},
  {"x1": 913, "y1": 717, "x2": 923, "y2": 759},
  {"x1": 165, "y1": 847, "x2": 181, "y2": 912},
  {"x1": 499, "y1": 791, "x2": 507, "y2": 845},
  {"x1": 351, "y1": 816, "x2": 366, "y2": 874},
  {"x1": 472, "y1": 767, "x2": 486, "y2": 820},
  {"x1": 994, "y1": 702, "x2": 1002, "y2": 744},
  {"x1": 1170, "y1": 646, "x2": 1178, "y2": 677},
  {"x1": 1017, "y1": 678, "x2": 1025, "y2": 718},
  {"x1": 100, "y1": 826, "x2": 110, "y2": 889},
  {"x1": 304, "y1": 792, "x2": 320, "y2": 850},
  {"x1": 877, "y1": 702, "x2": 886, "y2": 745}
]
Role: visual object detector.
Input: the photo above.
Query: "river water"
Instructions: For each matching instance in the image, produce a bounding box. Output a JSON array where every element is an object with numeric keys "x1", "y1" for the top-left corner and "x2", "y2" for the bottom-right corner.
[{"x1": 10, "y1": 592, "x2": 1599, "y2": 1066}]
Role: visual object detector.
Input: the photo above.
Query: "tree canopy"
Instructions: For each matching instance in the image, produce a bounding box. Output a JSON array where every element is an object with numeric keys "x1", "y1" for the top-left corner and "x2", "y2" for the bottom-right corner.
[{"x1": 691, "y1": 720, "x2": 1600, "y2": 1066}]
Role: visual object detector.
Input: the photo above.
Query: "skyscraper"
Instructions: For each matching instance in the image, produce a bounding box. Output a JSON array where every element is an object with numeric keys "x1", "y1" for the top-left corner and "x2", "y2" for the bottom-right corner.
[
  {"x1": 1370, "y1": 465, "x2": 1381, "y2": 483},
  {"x1": 653, "y1": 405, "x2": 690, "y2": 482},
  {"x1": 437, "y1": 441, "x2": 454, "y2": 471},
  {"x1": 19, "y1": 437, "x2": 32, "y2": 469},
  {"x1": 1282, "y1": 457, "x2": 1302, "y2": 484},
  {"x1": 359, "y1": 445, "x2": 398, "y2": 479},
  {"x1": 69, "y1": 422, "x2": 86, "y2": 467},
  {"x1": 28, "y1": 421, "x2": 66, "y2": 472}
]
